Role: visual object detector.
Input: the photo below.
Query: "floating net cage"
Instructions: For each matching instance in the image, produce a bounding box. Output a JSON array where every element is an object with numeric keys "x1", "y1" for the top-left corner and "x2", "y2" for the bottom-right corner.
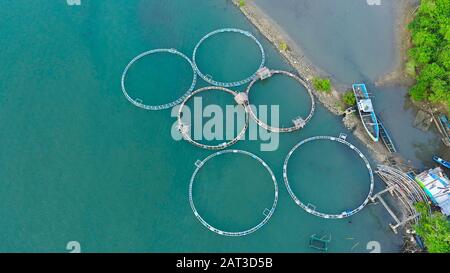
[
  {"x1": 245, "y1": 69, "x2": 315, "y2": 133},
  {"x1": 121, "y1": 48, "x2": 197, "y2": 110},
  {"x1": 192, "y1": 28, "x2": 266, "y2": 88},
  {"x1": 189, "y1": 149, "x2": 279, "y2": 236},
  {"x1": 283, "y1": 135, "x2": 374, "y2": 219}
]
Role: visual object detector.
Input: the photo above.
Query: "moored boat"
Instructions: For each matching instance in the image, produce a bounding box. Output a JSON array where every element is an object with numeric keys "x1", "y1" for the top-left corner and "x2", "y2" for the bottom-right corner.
[
  {"x1": 433, "y1": 114, "x2": 450, "y2": 146},
  {"x1": 433, "y1": 155, "x2": 450, "y2": 169},
  {"x1": 352, "y1": 83, "x2": 379, "y2": 142},
  {"x1": 375, "y1": 114, "x2": 397, "y2": 153},
  {"x1": 438, "y1": 114, "x2": 450, "y2": 139},
  {"x1": 439, "y1": 114, "x2": 450, "y2": 129}
]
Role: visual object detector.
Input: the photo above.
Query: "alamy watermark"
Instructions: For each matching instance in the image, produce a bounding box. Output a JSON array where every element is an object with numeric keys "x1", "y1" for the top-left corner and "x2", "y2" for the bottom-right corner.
[
  {"x1": 366, "y1": 241, "x2": 381, "y2": 253},
  {"x1": 171, "y1": 97, "x2": 281, "y2": 151},
  {"x1": 66, "y1": 0, "x2": 81, "y2": 5},
  {"x1": 66, "y1": 241, "x2": 81, "y2": 253},
  {"x1": 366, "y1": 0, "x2": 382, "y2": 6}
]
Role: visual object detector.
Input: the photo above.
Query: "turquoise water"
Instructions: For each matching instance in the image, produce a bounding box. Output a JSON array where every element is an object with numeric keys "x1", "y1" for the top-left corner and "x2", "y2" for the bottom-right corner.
[
  {"x1": 0, "y1": 0, "x2": 401, "y2": 252},
  {"x1": 286, "y1": 140, "x2": 371, "y2": 215},
  {"x1": 192, "y1": 152, "x2": 276, "y2": 233},
  {"x1": 256, "y1": 0, "x2": 446, "y2": 168},
  {"x1": 248, "y1": 73, "x2": 312, "y2": 127}
]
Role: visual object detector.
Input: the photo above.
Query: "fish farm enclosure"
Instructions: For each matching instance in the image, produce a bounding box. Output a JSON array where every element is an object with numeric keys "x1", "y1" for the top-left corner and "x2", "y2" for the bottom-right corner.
[{"x1": 0, "y1": 0, "x2": 448, "y2": 256}]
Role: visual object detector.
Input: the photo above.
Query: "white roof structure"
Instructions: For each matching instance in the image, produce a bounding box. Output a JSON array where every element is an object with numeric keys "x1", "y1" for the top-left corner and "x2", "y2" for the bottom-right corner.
[
  {"x1": 234, "y1": 93, "x2": 248, "y2": 105},
  {"x1": 415, "y1": 167, "x2": 450, "y2": 216},
  {"x1": 358, "y1": 99, "x2": 374, "y2": 113},
  {"x1": 256, "y1": 67, "x2": 272, "y2": 80}
]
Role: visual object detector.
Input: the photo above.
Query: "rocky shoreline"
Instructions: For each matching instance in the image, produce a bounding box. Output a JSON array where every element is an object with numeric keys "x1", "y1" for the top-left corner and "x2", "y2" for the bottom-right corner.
[{"x1": 232, "y1": 0, "x2": 391, "y2": 163}]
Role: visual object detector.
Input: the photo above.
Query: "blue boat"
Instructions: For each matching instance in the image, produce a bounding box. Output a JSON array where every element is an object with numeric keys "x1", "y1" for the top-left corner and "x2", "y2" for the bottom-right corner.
[
  {"x1": 439, "y1": 115, "x2": 450, "y2": 139},
  {"x1": 439, "y1": 114, "x2": 450, "y2": 130},
  {"x1": 433, "y1": 155, "x2": 450, "y2": 169},
  {"x1": 352, "y1": 83, "x2": 379, "y2": 142},
  {"x1": 434, "y1": 114, "x2": 450, "y2": 146},
  {"x1": 375, "y1": 114, "x2": 397, "y2": 153},
  {"x1": 414, "y1": 235, "x2": 425, "y2": 250}
]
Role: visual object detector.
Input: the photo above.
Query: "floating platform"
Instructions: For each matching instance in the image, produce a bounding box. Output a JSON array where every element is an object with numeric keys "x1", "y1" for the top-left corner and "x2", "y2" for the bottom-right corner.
[
  {"x1": 413, "y1": 110, "x2": 433, "y2": 131},
  {"x1": 309, "y1": 234, "x2": 331, "y2": 252},
  {"x1": 374, "y1": 165, "x2": 427, "y2": 233}
]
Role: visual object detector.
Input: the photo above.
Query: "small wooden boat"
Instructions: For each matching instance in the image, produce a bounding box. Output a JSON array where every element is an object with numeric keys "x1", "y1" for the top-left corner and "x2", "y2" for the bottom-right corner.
[
  {"x1": 376, "y1": 114, "x2": 397, "y2": 153},
  {"x1": 439, "y1": 114, "x2": 450, "y2": 130},
  {"x1": 433, "y1": 155, "x2": 450, "y2": 169},
  {"x1": 439, "y1": 114, "x2": 450, "y2": 139},
  {"x1": 352, "y1": 83, "x2": 379, "y2": 142}
]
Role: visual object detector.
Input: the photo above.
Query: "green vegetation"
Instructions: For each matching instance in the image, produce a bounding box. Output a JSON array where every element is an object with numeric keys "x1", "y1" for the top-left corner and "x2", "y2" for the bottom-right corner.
[
  {"x1": 238, "y1": 0, "x2": 246, "y2": 7},
  {"x1": 414, "y1": 202, "x2": 450, "y2": 253},
  {"x1": 312, "y1": 78, "x2": 331, "y2": 93},
  {"x1": 343, "y1": 90, "x2": 356, "y2": 107},
  {"x1": 279, "y1": 41, "x2": 289, "y2": 52},
  {"x1": 405, "y1": 60, "x2": 417, "y2": 77},
  {"x1": 407, "y1": 0, "x2": 450, "y2": 109}
]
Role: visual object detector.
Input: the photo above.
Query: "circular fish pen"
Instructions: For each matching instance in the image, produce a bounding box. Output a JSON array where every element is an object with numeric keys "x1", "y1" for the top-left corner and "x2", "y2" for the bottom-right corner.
[
  {"x1": 283, "y1": 135, "x2": 374, "y2": 219},
  {"x1": 177, "y1": 86, "x2": 249, "y2": 150},
  {"x1": 245, "y1": 69, "x2": 315, "y2": 133},
  {"x1": 192, "y1": 28, "x2": 266, "y2": 87},
  {"x1": 121, "y1": 48, "x2": 197, "y2": 110},
  {"x1": 189, "y1": 149, "x2": 278, "y2": 236}
]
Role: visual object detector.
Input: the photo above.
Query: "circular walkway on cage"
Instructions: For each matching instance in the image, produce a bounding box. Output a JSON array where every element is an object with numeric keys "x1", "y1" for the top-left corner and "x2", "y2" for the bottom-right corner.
[
  {"x1": 245, "y1": 69, "x2": 315, "y2": 133},
  {"x1": 283, "y1": 135, "x2": 374, "y2": 219},
  {"x1": 121, "y1": 48, "x2": 197, "y2": 110},
  {"x1": 192, "y1": 28, "x2": 265, "y2": 88},
  {"x1": 177, "y1": 86, "x2": 249, "y2": 150},
  {"x1": 189, "y1": 149, "x2": 279, "y2": 236}
]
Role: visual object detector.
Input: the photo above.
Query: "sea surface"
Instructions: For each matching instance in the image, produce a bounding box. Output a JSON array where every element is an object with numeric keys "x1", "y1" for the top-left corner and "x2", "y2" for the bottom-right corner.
[{"x1": 0, "y1": 0, "x2": 403, "y2": 252}]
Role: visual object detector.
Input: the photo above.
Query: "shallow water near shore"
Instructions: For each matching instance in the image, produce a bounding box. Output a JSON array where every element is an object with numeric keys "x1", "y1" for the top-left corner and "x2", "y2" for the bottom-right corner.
[
  {"x1": 255, "y1": 0, "x2": 446, "y2": 168},
  {"x1": 0, "y1": 0, "x2": 402, "y2": 252}
]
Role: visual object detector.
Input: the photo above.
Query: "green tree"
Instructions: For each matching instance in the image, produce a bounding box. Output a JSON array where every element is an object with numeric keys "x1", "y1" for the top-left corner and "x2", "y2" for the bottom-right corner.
[
  {"x1": 408, "y1": 47, "x2": 433, "y2": 66},
  {"x1": 279, "y1": 41, "x2": 289, "y2": 52},
  {"x1": 312, "y1": 78, "x2": 331, "y2": 93},
  {"x1": 418, "y1": 63, "x2": 445, "y2": 82},
  {"x1": 407, "y1": 0, "x2": 450, "y2": 109},
  {"x1": 412, "y1": 31, "x2": 438, "y2": 48},
  {"x1": 429, "y1": 79, "x2": 448, "y2": 103},
  {"x1": 438, "y1": 47, "x2": 450, "y2": 69},
  {"x1": 414, "y1": 202, "x2": 450, "y2": 253},
  {"x1": 342, "y1": 91, "x2": 356, "y2": 106},
  {"x1": 444, "y1": 27, "x2": 450, "y2": 41},
  {"x1": 410, "y1": 81, "x2": 429, "y2": 101},
  {"x1": 405, "y1": 60, "x2": 417, "y2": 77}
]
